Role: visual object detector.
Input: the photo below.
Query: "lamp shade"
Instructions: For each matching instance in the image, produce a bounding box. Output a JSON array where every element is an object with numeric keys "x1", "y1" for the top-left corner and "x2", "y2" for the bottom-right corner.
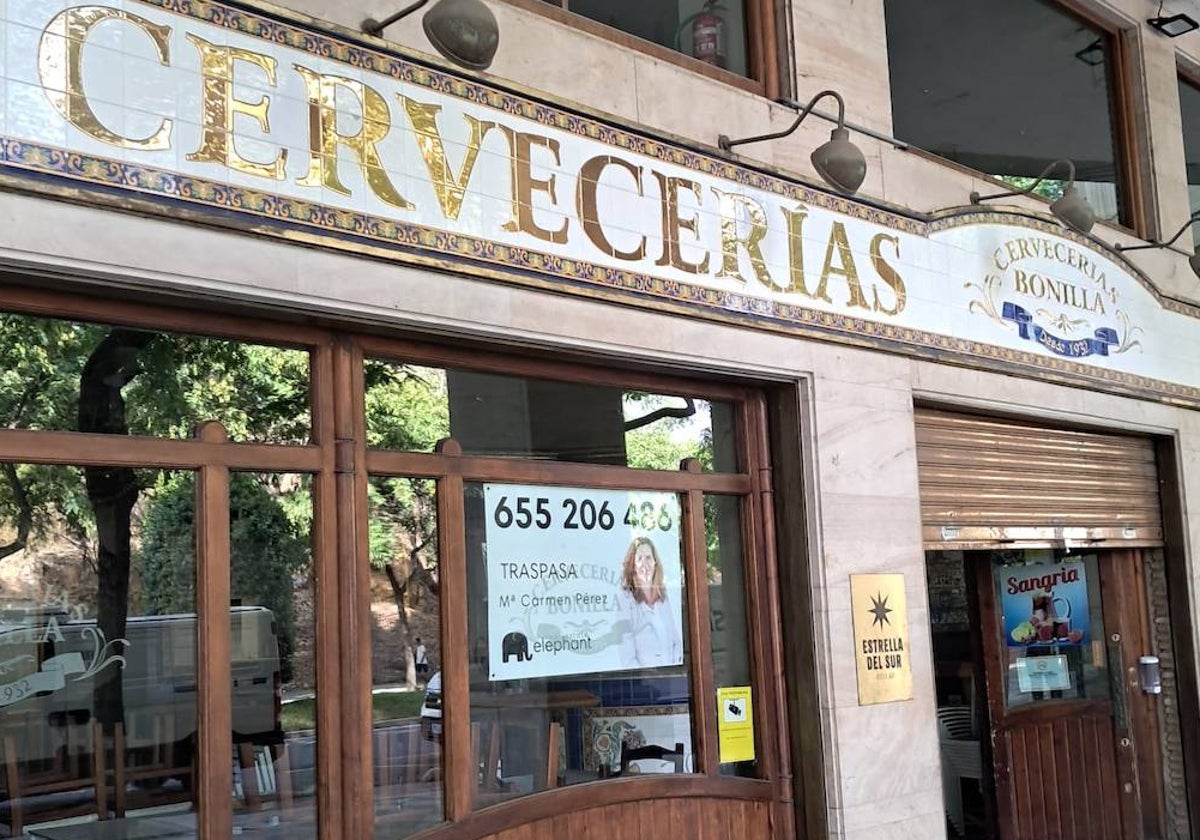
[
  {"x1": 1049, "y1": 186, "x2": 1096, "y2": 235},
  {"x1": 1188, "y1": 251, "x2": 1200, "y2": 278},
  {"x1": 1148, "y1": 13, "x2": 1199, "y2": 37},
  {"x1": 811, "y1": 127, "x2": 867, "y2": 195},
  {"x1": 423, "y1": 0, "x2": 499, "y2": 71}
]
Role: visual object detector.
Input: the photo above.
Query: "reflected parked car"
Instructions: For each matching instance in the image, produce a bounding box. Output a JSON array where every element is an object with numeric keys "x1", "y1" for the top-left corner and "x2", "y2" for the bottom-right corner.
[{"x1": 419, "y1": 671, "x2": 442, "y2": 741}]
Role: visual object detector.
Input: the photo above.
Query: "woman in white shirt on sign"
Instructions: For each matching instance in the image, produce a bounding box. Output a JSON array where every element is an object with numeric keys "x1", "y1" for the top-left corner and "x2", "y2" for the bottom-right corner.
[{"x1": 617, "y1": 537, "x2": 682, "y2": 668}]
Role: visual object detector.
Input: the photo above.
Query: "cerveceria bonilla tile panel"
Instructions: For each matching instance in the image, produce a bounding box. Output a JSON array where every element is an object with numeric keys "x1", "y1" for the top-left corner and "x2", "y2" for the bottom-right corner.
[{"x1": 2, "y1": 0, "x2": 1198, "y2": 406}]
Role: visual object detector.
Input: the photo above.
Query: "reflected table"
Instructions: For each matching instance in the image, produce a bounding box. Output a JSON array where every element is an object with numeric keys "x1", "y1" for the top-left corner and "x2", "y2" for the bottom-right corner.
[
  {"x1": 29, "y1": 817, "x2": 196, "y2": 840},
  {"x1": 30, "y1": 812, "x2": 303, "y2": 840},
  {"x1": 471, "y1": 689, "x2": 600, "y2": 793}
]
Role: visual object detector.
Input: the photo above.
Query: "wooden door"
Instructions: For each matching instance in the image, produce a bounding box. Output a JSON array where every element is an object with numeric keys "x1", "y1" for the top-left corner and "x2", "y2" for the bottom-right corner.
[{"x1": 976, "y1": 549, "x2": 1161, "y2": 840}]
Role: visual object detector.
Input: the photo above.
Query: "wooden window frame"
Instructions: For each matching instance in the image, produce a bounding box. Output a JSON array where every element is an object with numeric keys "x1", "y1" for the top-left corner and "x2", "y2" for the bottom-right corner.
[
  {"x1": 355, "y1": 334, "x2": 793, "y2": 836},
  {"x1": 0, "y1": 284, "x2": 342, "y2": 840},
  {"x1": 1174, "y1": 64, "x2": 1200, "y2": 239},
  {"x1": 0, "y1": 282, "x2": 800, "y2": 840},
  {"x1": 497, "y1": 0, "x2": 780, "y2": 100},
  {"x1": 1040, "y1": 1, "x2": 1151, "y2": 236},
  {"x1": 892, "y1": 0, "x2": 1151, "y2": 237}
]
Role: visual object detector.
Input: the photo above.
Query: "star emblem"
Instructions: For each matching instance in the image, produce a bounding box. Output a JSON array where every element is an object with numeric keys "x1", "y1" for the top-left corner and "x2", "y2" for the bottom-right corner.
[{"x1": 869, "y1": 592, "x2": 892, "y2": 629}]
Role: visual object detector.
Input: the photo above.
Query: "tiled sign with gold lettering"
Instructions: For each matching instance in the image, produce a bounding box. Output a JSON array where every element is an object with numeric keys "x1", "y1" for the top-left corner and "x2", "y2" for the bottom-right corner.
[{"x1": 0, "y1": 0, "x2": 1198, "y2": 405}]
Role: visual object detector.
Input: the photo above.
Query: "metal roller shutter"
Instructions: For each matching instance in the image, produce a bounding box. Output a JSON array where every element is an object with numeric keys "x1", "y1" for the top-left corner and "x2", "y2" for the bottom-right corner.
[{"x1": 916, "y1": 406, "x2": 1163, "y2": 549}]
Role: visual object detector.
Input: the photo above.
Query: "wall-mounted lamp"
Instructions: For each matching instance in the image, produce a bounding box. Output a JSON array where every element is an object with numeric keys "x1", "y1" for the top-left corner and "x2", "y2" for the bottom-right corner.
[
  {"x1": 1115, "y1": 212, "x2": 1200, "y2": 277},
  {"x1": 1073, "y1": 38, "x2": 1105, "y2": 67},
  {"x1": 970, "y1": 159, "x2": 1096, "y2": 235},
  {"x1": 363, "y1": 0, "x2": 499, "y2": 71},
  {"x1": 1148, "y1": 0, "x2": 1199, "y2": 37},
  {"x1": 717, "y1": 89, "x2": 867, "y2": 196}
]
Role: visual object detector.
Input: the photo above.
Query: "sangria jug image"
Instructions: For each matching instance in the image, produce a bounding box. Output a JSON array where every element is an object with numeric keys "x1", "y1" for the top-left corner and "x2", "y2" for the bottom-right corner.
[
  {"x1": 1052, "y1": 597, "x2": 1085, "y2": 643},
  {"x1": 1031, "y1": 594, "x2": 1055, "y2": 642}
]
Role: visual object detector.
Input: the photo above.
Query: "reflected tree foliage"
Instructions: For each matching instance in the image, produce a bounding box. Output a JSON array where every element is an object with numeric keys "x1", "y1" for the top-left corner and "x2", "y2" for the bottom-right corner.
[
  {"x1": 80, "y1": 328, "x2": 157, "y2": 728},
  {"x1": 365, "y1": 362, "x2": 449, "y2": 688},
  {"x1": 0, "y1": 314, "x2": 310, "y2": 730}
]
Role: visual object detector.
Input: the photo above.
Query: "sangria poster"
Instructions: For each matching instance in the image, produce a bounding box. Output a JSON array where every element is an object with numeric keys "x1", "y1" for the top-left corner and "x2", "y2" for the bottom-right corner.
[{"x1": 1000, "y1": 560, "x2": 1090, "y2": 648}]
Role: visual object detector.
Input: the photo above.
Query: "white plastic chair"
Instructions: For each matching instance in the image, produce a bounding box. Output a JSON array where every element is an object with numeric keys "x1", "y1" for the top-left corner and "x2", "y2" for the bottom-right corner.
[{"x1": 937, "y1": 707, "x2": 983, "y2": 837}]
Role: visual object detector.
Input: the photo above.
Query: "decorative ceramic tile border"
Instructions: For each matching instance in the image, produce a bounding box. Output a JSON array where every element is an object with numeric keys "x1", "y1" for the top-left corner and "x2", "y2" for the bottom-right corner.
[{"x1": 1, "y1": 0, "x2": 1198, "y2": 410}]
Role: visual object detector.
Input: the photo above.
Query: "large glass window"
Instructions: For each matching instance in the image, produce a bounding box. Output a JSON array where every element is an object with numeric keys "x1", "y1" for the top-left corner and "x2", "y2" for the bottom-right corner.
[
  {"x1": 365, "y1": 361, "x2": 738, "y2": 472},
  {"x1": 370, "y1": 477, "x2": 444, "y2": 837},
  {"x1": 885, "y1": 0, "x2": 1129, "y2": 226},
  {"x1": 706, "y1": 495, "x2": 757, "y2": 778},
  {"x1": 466, "y1": 482, "x2": 695, "y2": 805},
  {"x1": 228, "y1": 473, "x2": 316, "y2": 836},
  {"x1": 530, "y1": 0, "x2": 754, "y2": 79},
  {"x1": 0, "y1": 313, "x2": 310, "y2": 443},
  {"x1": 992, "y1": 550, "x2": 1108, "y2": 711},
  {"x1": 1178, "y1": 75, "x2": 1200, "y2": 244},
  {"x1": 361, "y1": 349, "x2": 768, "y2": 810},
  {"x1": 1, "y1": 465, "x2": 199, "y2": 838},
  {"x1": 0, "y1": 302, "x2": 320, "y2": 838}
]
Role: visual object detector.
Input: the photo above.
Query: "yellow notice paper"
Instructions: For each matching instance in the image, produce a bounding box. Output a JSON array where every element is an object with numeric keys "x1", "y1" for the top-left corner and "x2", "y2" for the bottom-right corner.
[
  {"x1": 850, "y1": 573, "x2": 913, "y2": 705},
  {"x1": 717, "y1": 686, "x2": 755, "y2": 763}
]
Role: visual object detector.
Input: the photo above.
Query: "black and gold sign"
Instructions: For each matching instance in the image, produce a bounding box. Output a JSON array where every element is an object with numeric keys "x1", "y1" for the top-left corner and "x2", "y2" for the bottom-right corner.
[{"x1": 849, "y1": 573, "x2": 913, "y2": 705}]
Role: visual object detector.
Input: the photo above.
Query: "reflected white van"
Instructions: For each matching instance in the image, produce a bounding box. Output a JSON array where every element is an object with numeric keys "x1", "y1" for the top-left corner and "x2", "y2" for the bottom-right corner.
[{"x1": 0, "y1": 606, "x2": 282, "y2": 764}]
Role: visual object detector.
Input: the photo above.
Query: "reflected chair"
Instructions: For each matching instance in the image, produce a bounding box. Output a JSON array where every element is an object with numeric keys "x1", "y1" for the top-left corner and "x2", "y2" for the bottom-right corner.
[
  {"x1": 543, "y1": 722, "x2": 562, "y2": 789},
  {"x1": 618, "y1": 740, "x2": 685, "y2": 775},
  {"x1": 937, "y1": 706, "x2": 983, "y2": 837},
  {"x1": 470, "y1": 721, "x2": 502, "y2": 793},
  {"x1": 112, "y1": 716, "x2": 196, "y2": 816},
  {"x1": 0, "y1": 716, "x2": 108, "y2": 835}
]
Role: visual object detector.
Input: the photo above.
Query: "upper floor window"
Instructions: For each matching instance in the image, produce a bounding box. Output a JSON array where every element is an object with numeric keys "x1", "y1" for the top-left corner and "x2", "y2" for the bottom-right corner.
[
  {"x1": 1178, "y1": 74, "x2": 1200, "y2": 237},
  {"x1": 526, "y1": 0, "x2": 768, "y2": 86},
  {"x1": 885, "y1": 0, "x2": 1133, "y2": 229}
]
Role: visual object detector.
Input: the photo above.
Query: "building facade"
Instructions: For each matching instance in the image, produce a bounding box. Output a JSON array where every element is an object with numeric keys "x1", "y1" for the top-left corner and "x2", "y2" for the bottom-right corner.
[{"x1": 0, "y1": 1, "x2": 1198, "y2": 839}]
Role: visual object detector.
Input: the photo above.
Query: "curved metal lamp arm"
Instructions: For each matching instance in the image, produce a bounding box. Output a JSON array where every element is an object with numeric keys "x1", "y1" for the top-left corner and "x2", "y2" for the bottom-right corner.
[
  {"x1": 364, "y1": 0, "x2": 430, "y2": 35},
  {"x1": 1115, "y1": 212, "x2": 1200, "y2": 252},
  {"x1": 970, "y1": 159, "x2": 1077, "y2": 204},
  {"x1": 718, "y1": 89, "x2": 846, "y2": 153}
]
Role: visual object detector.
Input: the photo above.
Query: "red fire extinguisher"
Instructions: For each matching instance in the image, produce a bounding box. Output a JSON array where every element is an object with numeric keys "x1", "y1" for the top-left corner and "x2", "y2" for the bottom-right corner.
[{"x1": 689, "y1": 2, "x2": 726, "y2": 69}]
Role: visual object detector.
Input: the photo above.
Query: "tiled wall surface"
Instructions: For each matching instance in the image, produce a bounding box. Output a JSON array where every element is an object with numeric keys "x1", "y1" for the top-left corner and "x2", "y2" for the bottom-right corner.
[{"x1": 2, "y1": 1, "x2": 1200, "y2": 838}]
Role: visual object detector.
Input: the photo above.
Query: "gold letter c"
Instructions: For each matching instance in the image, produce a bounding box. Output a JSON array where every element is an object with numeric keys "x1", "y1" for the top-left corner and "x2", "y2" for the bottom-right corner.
[{"x1": 39, "y1": 7, "x2": 173, "y2": 150}]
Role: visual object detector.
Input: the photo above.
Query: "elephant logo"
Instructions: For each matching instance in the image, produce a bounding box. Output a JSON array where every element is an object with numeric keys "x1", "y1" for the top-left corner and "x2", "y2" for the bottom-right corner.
[{"x1": 501, "y1": 631, "x2": 532, "y2": 663}]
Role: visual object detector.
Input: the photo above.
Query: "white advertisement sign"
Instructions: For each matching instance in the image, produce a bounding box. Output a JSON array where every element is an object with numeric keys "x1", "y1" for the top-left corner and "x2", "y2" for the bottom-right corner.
[{"x1": 484, "y1": 484, "x2": 684, "y2": 681}]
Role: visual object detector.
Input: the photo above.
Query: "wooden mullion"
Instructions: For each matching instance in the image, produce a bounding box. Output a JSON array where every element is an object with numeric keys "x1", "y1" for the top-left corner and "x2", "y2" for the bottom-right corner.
[
  {"x1": 334, "y1": 338, "x2": 373, "y2": 840},
  {"x1": 681, "y1": 472, "x2": 717, "y2": 776},
  {"x1": 356, "y1": 334, "x2": 755, "y2": 405},
  {"x1": 746, "y1": 393, "x2": 791, "y2": 834},
  {"x1": 744, "y1": 0, "x2": 778, "y2": 95},
  {"x1": 195, "y1": 422, "x2": 232, "y2": 840},
  {"x1": 365, "y1": 448, "x2": 752, "y2": 494},
  {"x1": 759, "y1": 0, "x2": 780, "y2": 100},
  {"x1": 311, "y1": 339, "x2": 343, "y2": 839},
  {"x1": 0, "y1": 283, "x2": 330, "y2": 348},
  {"x1": 435, "y1": 439, "x2": 472, "y2": 820},
  {"x1": 1128, "y1": 549, "x2": 1166, "y2": 839},
  {"x1": 0, "y1": 428, "x2": 322, "y2": 471},
  {"x1": 1110, "y1": 28, "x2": 1149, "y2": 238},
  {"x1": 973, "y1": 554, "x2": 1017, "y2": 840}
]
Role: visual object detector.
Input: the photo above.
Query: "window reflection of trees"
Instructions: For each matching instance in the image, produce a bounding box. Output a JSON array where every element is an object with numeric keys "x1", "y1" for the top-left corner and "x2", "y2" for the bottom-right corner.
[{"x1": 0, "y1": 314, "x2": 311, "y2": 752}]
